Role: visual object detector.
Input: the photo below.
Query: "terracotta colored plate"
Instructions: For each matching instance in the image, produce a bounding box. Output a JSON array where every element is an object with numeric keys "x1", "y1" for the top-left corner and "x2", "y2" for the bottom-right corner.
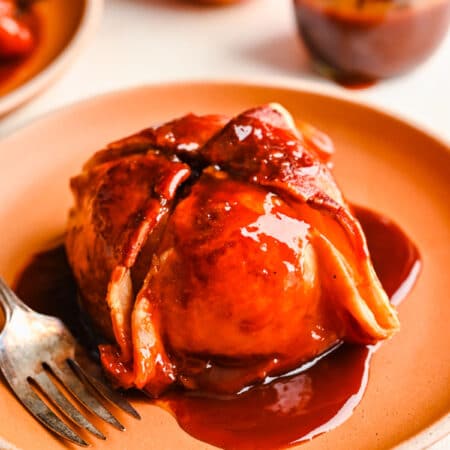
[
  {"x1": 0, "y1": 82, "x2": 448, "y2": 450},
  {"x1": 0, "y1": 0, "x2": 102, "y2": 117}
]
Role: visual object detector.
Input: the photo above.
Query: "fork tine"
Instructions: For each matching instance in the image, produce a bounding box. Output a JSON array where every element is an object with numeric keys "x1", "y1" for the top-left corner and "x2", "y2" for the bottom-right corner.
[
  {"x1": 68, "y1": 358, "x2": 141, "y2": 419},
  {"x1": 11, "y1": 381, "x2": 88, "y2": 447},
  {"x1": 50, "y1": 361, "x2": 126, "y2": 430},
  {"x1": 32, "y1": 371, "x2": 105, "y2": 440}
]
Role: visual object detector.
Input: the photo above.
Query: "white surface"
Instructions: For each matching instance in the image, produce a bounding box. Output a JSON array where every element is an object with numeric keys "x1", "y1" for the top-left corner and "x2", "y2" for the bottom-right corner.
[
  {"x1": 0, "y1": 0, "x2": 448, "y2": 448},
  {"x1": 0, "y1": 0, "x2": 449, "y2": 142}
]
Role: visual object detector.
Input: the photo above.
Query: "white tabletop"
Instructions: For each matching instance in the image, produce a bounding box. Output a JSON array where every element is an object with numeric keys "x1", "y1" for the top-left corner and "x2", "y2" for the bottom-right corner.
[
  {"x1": 0, "y1": 0, "x2": 449, "y2": 448},
  {"x1": 0, "y1": 0, "x2": 449, "y2": 142}
]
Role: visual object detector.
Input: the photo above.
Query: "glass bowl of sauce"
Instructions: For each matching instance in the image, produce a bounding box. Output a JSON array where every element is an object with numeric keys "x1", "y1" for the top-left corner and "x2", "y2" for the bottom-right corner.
[{"x1": 293, "y1": 0, "x2": 450, "y2": 85}]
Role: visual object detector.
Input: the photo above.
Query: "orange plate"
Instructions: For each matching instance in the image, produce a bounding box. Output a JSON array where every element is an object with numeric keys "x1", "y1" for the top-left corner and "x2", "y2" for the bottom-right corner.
[
  {"x1": 0, "y1": 0, "x2": 102, "y2": 116},
  {"x1": 0, "y1": 82, "x2": 448, "y2": 449}
]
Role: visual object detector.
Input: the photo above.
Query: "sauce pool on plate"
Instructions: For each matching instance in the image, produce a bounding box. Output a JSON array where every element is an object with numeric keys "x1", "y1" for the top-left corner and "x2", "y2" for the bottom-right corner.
[
  {"x1": 0, "y1": 1, "x2": 40, "y2": 86},
  {"x1": 13, "y1": 206, "x2": 420, "y2": 449}
]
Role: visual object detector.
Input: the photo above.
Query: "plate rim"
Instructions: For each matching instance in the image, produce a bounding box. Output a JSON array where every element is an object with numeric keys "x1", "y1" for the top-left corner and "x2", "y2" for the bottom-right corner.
[
  {"x1": 1, "y1": 78, "x2": 449, "y2": 151},
  {"x1": 0, "y1": 0, "x2": 104, "y2": 117},
  {"x1": 0, "y1": 80, "x2": 448, "y2": 450}
]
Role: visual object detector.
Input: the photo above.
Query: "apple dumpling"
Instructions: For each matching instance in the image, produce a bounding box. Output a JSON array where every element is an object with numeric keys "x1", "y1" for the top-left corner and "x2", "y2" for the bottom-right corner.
[{"x1": 66, "y1": 104, "x2": 399, "y2": 396}]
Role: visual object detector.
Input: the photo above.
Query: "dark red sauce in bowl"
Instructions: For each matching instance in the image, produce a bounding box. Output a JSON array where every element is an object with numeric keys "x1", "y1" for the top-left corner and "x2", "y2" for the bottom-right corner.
[
  {"x1": 0, "y1": 1, "x2": 40, "y2": 87},
  {"x1": 293, "y1": 0, "x2": 450, "y2": 86},
  {"x1": 12, "y1": 205, "x2": 420, "y2": 449}
]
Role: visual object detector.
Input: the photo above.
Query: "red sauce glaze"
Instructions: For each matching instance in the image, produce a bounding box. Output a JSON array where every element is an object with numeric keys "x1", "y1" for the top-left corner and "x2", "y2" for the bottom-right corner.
[
  {"x1": 294, "y1": 0, "x2": 450, "y2": 87},
  {"x1": 0, "y1": 57, "x2": 21, "y2": 84},
  {"x1": 13, "y1": 206, "x2": 420, "y2": 449},
  {"x1": 161, "y1": 344, "x2": 370, "y2": 450},
  {"x1": 0, "y1": 2, "x2": 40, "y2": 86}
]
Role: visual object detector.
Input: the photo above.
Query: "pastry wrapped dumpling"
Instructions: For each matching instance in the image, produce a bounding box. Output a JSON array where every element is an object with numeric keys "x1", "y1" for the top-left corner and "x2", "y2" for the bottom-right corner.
[{"x1": 66, "y1": 105, "x2": 399, "y2": 396}]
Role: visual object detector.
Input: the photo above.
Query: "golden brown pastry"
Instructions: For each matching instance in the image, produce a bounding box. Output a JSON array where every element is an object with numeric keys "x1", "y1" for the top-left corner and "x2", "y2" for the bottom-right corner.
[{"x1": 66, "y1": 104, "x2": 399, "y2": 396}]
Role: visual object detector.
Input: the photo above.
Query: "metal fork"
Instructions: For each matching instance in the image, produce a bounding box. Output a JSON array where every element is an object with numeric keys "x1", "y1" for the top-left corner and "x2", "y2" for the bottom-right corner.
[{"x1": 0, "y1": 277, "x2": 140, "y2": 446}]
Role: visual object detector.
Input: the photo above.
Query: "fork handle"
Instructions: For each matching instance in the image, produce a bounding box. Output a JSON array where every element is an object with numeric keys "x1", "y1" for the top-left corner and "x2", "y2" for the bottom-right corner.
[{"x1": 0, "y1": 276, "x2": 30, "y2": 322}]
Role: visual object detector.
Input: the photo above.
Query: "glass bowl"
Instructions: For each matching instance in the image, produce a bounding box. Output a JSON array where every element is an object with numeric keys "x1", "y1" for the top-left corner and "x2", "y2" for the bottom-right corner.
[{"x1": 293, "y1": 0, "x2": 450, "y2": 85}]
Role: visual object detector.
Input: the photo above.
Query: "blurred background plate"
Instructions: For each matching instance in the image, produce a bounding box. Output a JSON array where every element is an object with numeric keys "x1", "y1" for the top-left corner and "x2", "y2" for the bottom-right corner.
[{"x1": 0, "y1": 0, "x2": 102, "y2": 117}]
